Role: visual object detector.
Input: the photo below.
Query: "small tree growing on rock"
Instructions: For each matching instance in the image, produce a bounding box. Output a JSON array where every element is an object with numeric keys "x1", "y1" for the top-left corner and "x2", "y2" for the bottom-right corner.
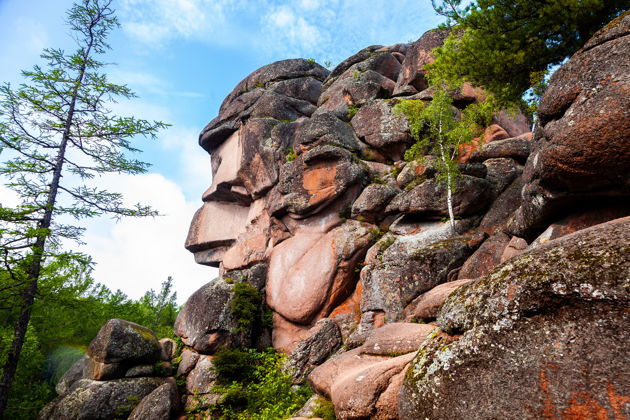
[
  {"x1": 395, "y1": 79, "x2": 493, "y2": 233},
  {"x1": 0, "y1": 0, "x2": 167, "y2": 414}
]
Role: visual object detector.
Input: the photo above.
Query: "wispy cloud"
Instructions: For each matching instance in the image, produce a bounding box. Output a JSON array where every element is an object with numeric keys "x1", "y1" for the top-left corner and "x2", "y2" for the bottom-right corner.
[{"x1": 118, "y1": 0, "x2": 443, "y2": 64}]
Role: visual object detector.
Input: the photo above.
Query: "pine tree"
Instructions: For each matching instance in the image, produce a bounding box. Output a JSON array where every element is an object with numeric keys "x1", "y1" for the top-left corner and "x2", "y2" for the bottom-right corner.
[
  {"x1": 0, "y1": 0, "x2": 167, "y2": 413},
  {"x1": 429, "y1": 0, "x2": 627, "y2": 106}
]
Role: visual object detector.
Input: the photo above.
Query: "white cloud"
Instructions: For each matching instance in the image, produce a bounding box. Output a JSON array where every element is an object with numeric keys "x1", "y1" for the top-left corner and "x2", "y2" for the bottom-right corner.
[
  {"x1": 161, "y1": 125, "x2": 212, "y2": 200},
  {"x1": 78, "y1": 172, "x2": 216, "y2": 304},
  {"x1": 117, "y1": 0, "x2": 443, "y2": 63}
]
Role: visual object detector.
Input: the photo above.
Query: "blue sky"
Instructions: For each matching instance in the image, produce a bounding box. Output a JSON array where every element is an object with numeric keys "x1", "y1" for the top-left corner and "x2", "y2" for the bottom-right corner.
[{"x1": 0, "y1": 0, "x2": 444, "y2": 302}]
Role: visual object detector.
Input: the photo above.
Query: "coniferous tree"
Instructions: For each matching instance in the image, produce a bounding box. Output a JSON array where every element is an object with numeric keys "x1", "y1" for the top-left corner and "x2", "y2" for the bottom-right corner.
[
  {"x1": 429, "y1": 0, "x2": 628, "y2": 106},
  {"x1": 0, "y1": 0, "x2": 167, "y2": 413}
]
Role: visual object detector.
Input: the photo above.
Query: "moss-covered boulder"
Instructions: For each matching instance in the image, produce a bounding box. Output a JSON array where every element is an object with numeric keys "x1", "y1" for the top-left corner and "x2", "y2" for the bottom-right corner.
[
  {"x1": 38, "y1": 377, "x2": 166, "y2": 420},
  {"x1": 88, "y1": 318, "x2": 161, "y2": 365},
  {"x1": 399, "y1": 217, "x2": 630, "y2": 419}
]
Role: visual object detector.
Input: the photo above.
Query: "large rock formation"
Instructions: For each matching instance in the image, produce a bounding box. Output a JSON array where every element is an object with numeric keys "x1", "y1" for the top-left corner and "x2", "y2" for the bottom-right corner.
[
  {"x1": 40, "y1": 319, "x2": 180, "y2": 420},
  {"x1": 43, "y1": 13, "x2": 630, "y2": 420}
]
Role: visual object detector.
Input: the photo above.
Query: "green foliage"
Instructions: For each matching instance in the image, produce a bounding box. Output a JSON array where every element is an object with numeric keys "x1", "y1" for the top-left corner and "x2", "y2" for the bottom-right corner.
[
  {"x1": 338, "y1": 205, "x2": 352, "y2": 221},
  {"x1": 213, "y1": 348, "x2": 259, "y2": 384},
  {"x1": 0, "y1": 325, "x2": 54, "y2": 419},
  {"x1": 286, "y1": 148, "x2": 298, "y2": 162},
  {"x1": 306, "y1": 58, "x2": 317, "y2": 63},
  {"x1": 368, "y1": 227, "x2": 385, "y2": 241},
  {"x1": 394, "y1": 99, "x2": 427, "y2": 144},
  {"x1": 312, "y1": 396, "x2": 337, "y2": 420},
  {"x1": 346, "y1": 104, "x2": 360, "y2": 119},
  {"x1": 430, "y1": 0, "x2": 627, "y2": 106},
  {"x1": 209, "y1": 348, "x2": 312, "y2": 420},
  {"x1": 0, "y1": 256, "x2": 180, "y2": 415},
  {"x1": 229, "y1": 282, "x2": 262, "y2": 334},
  {"x1": 0, "y1": 0, "x2": 168, "y2": 413}
]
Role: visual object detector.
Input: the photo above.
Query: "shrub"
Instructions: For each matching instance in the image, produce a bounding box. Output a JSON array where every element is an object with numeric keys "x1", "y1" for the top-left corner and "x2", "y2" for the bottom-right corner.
[
  {"x1": 312, "y1": 396, "x2": 337, "y2": 420},
  {"x1": 211, "y1": 349, "x2": 312, "y2": 419},
  {"x1": 230, "y1": 282, "x2": 261, "y2": 334}
]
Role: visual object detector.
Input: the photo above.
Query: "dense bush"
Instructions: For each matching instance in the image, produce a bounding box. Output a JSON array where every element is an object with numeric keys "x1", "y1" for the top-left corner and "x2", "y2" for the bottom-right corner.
[{"x1": 206, "y1": 348, "x2": 312, "y2": 420}]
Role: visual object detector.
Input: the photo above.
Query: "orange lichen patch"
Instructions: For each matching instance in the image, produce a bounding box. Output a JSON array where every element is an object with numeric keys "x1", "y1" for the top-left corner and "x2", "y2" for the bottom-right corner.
[
  {"x1": 303, "y1": 163, "x2": 338, "y2": 205},
  {"x1": 373, "y1": 312, "x2": 386, "y2": 329},
  {"x1": 561, "y1": 391, "x2": 610, "y2": 420},
  {"x1": 329, "y1": 279, "x2": 363, "y2": 321},
  {"x1": 540, "y1": 365, "x2": 559, "y2": 419},
  {"x1": 539, "y1": 364, "x2": 628, "y2": 420},
  {"x1": 457, "y1": 136, "x2": 484, "y2": 163},
  {"x1": 607, "y1": 384, "x2": 630, "y2": 420}
]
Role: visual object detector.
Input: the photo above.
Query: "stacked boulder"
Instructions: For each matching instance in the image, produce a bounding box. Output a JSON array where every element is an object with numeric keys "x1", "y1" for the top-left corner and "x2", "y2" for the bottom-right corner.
[
  {"x1": 43, "y1": 12, "x2": 630, "y2": 420},
  {"x1": 39, "y1": 319, "x2": 180, "y2": 420}
]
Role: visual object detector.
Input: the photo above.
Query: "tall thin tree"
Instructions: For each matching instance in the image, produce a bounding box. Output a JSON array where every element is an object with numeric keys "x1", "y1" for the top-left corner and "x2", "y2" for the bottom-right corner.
[{"x1": 0, "y1": 0, "x2": 167, "y2": 413}]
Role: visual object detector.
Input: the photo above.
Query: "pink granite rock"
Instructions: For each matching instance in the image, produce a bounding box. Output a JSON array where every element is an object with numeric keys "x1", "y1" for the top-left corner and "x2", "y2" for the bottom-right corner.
[
  {"x1": 458, "y1": 231, "x2": 510, "y2": 279},
  {"x1": 185, "y1": 201, "x2": 249, "y2": 267},
  {"x1": 267, "y1": 220, "x2": 375, "y2": 325},
  {"x1": 361, "y1": 322, "x2": 435, "y2": 355},
  {"x1": 330, "y1": 352, "x2": 415, "y2": 419},
  {"x1": 404, "y1": 279, "x2": 474, "y2": 321}
]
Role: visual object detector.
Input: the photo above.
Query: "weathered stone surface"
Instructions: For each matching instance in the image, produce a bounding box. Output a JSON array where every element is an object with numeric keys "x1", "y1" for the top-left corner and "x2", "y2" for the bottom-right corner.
[
  {"x1": 318, "y1": 81, "x2": 395, "y2": 123},
  {"x1": 403, "y1": 279, "x2": 473, "y2": 321},
  {"x1": 128, "y1": 380, "x2": 179, "y2": 420},
  {"x1": 289, "y1": 112, "x2": 366, "y2": 153},
  {"x1": 82, "y1": 358, "x2": 126, "y2": 381},
  {"x1": 458, "y1": 231, "x2": 511, "y2": 279},
  {"x1": 484, "y1": 158, "x2": 521, "y2": 195},
  {"x1": 186, "y1": 355, "x2": 218, "y2": 395},
  {"x1": 39, "y1": 377, "x2": 166, "y2": 420},
  {"x1": 399, "y1": 217, "x2": 630, "y2": 420},
  {"x1": 351, "y1": 100, "x2": 411, "y2": 160},
  {"x1": 174, "y1": 279, "x2": 239, "y2": 354},
  {"x1": 361, "y1": 234, "x2": 479, "y2": 322},
  {"x1": 271, "y1": 145, "x2": 368, "y2": 217},
  {"x1": 331, "y1": 352, "x2": 415, "y2": 419},
  {"x1": 318, "y1": 53, "x2": 400, "y2": 120},
  {"x1": 159, "y1": 338, "x2": 176, "y2": 361},
  {"x1": 479, "y1": 176, "x2": 524, "y2": 231},
  {"x1": 87, "y1": 319, "x2": 161, "y2": 365},
  {"x1": 271, "y1": 312, "x2": 312, "y2": 353},
  {"x1": 176, "y1": 348, "x2": 199, "y2": 376},
  {"x1": 185, "y1": 201, "x2": 250, "y2": 267},
  {"x1": 361, "y1": 322, "x2": 434, "y2": 356},
  {"x1": 386, "y1": 176, "x2": 493, "y2": 218},
  {"x1": 351, "y1": 183, "x2": 399, "y2": 223},
  {"x1": 124, "y1": 364, "x2": 155, "y2": 378},
  {"x1": 325, "y1": 45, "x2": 384, "y2": 85},
  {"x1": 286, "y1": 319, "x2": 342, "y2": 382},
  {"x1": 56, "y1": 355, "x2": 88, "y2": 396},
  {"x1": 529, "y1": 204, "x2": 630, "y2": 248},
  {"x1": 482, "y1": 124, "x2": 510, "y2": 142},
  {"x1": 500, "y1": 236, "x2": 528, "y2": 262},
  {"x1": 267, "y1": 220, "x2": 375, "y2": 324},
  {"x1": 374, "y1": 368, "x2": 407, "y2": 420},
  {"x1": 394, "y1": 28, "x2": 450, "y2": 95},
  {"x1": 469, "y1": 133, "x2": 532, "y2": 163},
  {"x1": 492, "y1": 110, "x2": 532, "y2": 138},
  {"x1": 395, "y1": 158, "x2": 437, "y2": 190},
  {"x1": 510, "y1": 17, "x2": 630, "y2": 237},
  {"x1": 200, "y1": 59, "x2": 329, "y2": 151}
]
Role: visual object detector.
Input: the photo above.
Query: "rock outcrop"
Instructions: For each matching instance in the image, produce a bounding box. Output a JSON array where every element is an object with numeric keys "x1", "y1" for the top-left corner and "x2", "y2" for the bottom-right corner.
[
  {"x1": 43, "y1": 13, "x2": 630, "y2": 420},
  {"x1": 40, "y1": 319, "x2": 179, "y2": 420}
]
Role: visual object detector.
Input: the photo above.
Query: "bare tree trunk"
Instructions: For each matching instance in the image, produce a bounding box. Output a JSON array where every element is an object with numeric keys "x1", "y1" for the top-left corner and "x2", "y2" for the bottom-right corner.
[{"x1": 438, "y1": 143, "x2": 456, "y2": 235}]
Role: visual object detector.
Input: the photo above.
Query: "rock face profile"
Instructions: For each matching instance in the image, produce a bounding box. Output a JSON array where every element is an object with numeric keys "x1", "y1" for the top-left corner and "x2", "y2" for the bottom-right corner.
[{"x1": 42, "y1": 14, "x2": 630, "y2": 420}]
